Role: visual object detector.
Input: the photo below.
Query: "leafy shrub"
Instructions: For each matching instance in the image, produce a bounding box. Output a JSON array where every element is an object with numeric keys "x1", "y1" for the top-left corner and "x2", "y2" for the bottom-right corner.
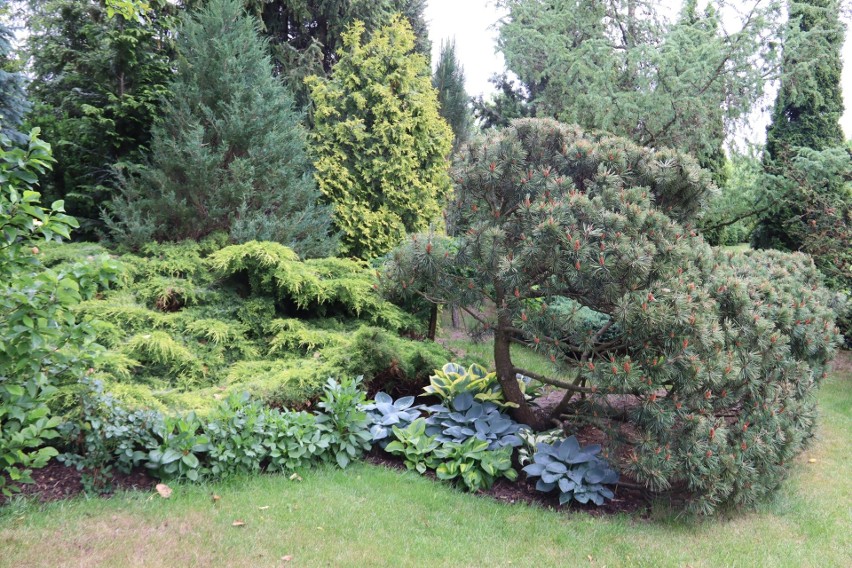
[
  {"x1": 146, "y1": 413, "x2": 210, "y2": 481},
  {"x1": 384, "y1": 418, "x2": 440, "y2": 474},
  {"x1": 58, "y1": 380, "x2": 161, "y2": 493},
  {"x1": 425, "y1": 392, "x2": 527, "y2": 451},
  {"x1": 264, "y1": 409, "x2": 330, "y2": 473},
  {"x1": 1, "y1": 128, "x2": 101, "y2": 495},
  {"x1": 203, "y1": 393, "x2": 270, "y2": 477},
  {"x1": 315, "y1": 377, "x2": 372, "y2": 469},
  {"x1": 522, "y1": 436, "x2": 619, "y2": 506},
  {"x1": 433, "y1": 438, "x2": 517, "y2": 492},
  {"x1": 363, "y1": 392, "x2": 423, "y2": 448}
]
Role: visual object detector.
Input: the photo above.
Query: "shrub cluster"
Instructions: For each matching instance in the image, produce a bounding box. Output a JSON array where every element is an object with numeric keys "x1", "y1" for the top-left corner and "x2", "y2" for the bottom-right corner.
[{"x1": 39, "y1": 239, "x2": 452, "y2": 413}]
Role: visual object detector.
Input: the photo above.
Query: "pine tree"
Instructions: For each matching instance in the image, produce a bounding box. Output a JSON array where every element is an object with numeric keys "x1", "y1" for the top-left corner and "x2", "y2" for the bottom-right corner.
[
  {"x1": 383, "y1": 118, "x2": 841, "y2": 513},
  {"x1": 106, "y1": 0, "x2": 336, "y2": 258},
  {"x1": 307, "y1": 15, "x2": 453, "y2": 259},
  {"x1": 432, "y1": 39, "x2": 472, "y2": 151},
  {"x1": 0, "y1": 21, "x2": 30, "y2": 145},
  {"x1": 753, "y1": 0, "x2": 847, "y2": 250}
]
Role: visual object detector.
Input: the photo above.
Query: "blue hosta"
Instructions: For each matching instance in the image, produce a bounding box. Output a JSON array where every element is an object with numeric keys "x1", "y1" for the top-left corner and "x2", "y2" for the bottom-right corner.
[
  {"x1": 363, "y1": 392, "x2": 423, "y2": 448},
  {"x1": 425, "y1": 392, "x2": 527, "y2": 450},
  {"x1": 522, "y1": 436, "x2": 619, "y2": 506}
]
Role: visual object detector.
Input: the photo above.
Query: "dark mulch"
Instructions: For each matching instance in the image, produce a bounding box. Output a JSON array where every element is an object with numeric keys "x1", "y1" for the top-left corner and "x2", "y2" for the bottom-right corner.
[
  {"x1": 3, "y1": 461, "x2": 156, "y2": 505},
  {"x1": 365, "y1": 448, "x2": 650, "y2": 517}
]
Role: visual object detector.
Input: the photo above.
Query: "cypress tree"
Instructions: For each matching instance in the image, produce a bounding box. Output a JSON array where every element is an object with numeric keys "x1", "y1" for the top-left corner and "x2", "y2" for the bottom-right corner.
[
  {"x1": 753, "y1": 0, "x2": 846, "y2": 250},
  {"x1": 432, "y1": 39, "x2": 472, "y2": 151},
  {"x1": 106, "y1": 0, "x2": 337, "y2": 258}
]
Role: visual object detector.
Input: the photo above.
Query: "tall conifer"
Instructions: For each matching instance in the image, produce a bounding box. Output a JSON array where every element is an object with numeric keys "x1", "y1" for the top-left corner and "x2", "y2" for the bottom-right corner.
[{"x1": 106, "y1": 0, "x2": 336, "y2": 257}]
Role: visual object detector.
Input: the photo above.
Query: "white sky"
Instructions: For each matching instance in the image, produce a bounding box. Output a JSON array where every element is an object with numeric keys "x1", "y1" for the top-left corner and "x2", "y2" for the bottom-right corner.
[{"x1": 425, "y1": 0, "x2": 852, "y2": 142}]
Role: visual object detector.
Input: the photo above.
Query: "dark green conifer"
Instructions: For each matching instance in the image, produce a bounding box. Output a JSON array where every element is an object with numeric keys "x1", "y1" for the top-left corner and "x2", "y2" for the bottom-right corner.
[
  {"x1": 432, "y1": 39, "x2": 472, "y2": 151},
  {"x1": 106, "y1": 0, "x2": 337, "y2": 257}
]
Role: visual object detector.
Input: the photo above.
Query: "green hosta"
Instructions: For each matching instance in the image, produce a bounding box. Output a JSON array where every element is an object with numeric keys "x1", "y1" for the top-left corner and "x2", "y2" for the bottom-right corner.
[
  {"x1": 434, "y1": 437, "x2": 517, "y2": 492},
  {"x1": 425, "y1": 363, "x2": 521, "y2": 409},
  {"x1": 384, "y1": 418, "x2": 440, "y2": 474},
  {"x1": 315, "y1": 377, "x2": 372, "y2": 469},
  {"x1": 522, "y1": 436, "x2": 619, "y2": 506}
]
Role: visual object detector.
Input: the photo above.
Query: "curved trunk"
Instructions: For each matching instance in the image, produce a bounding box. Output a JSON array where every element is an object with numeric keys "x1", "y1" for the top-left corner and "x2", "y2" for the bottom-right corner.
[{"x1": 494, "y1": 310, "x2": 548, "y2": 430}]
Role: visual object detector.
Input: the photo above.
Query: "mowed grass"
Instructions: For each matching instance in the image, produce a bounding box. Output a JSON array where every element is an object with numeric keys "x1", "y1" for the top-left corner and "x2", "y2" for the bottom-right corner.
[{"x1": 1, "y1": 356, "x2": 850, "y2": 568}]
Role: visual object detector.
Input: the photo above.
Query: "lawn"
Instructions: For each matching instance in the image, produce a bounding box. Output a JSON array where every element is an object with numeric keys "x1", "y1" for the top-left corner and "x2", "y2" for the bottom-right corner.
[{"x1": 1, "y1": 355, "x2": 849, "y2": 568}]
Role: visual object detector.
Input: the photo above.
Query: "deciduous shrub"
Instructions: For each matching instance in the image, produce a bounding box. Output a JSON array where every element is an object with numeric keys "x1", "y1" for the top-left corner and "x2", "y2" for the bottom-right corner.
[
  {"x1": 1, "y1": 129, "x2": 103, "y2": 495},
  {"x1": 384, "y1": 118, "x2": 841, "y2": 513}
]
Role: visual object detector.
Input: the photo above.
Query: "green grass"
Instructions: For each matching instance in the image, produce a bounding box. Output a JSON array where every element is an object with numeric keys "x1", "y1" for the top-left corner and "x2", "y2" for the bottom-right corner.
[{"x1": 1, "y1": 357, "x2": 849, "y2": 567}]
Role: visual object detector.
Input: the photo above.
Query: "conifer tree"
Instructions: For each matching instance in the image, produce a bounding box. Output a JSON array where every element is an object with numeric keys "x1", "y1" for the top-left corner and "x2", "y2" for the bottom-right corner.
[
  {"x1": 496, "y1": 0, "x2": 781, "y2": 165},
  {"x1": 247, "y1": 0, "x2": 431, "y2": 106},
  {"x1": 432, "y1": 39, "x2": 472, "y2": 151},
  {"x1": 384, "y1": 118, "x2": 840, "y2": 513},
  {"x1": 24, "y1": 0, "x2": 174, "y2": 236},
  {"x1": 753, "y1": 0, "x2": 847, "y2": 251},
  {"x1": 106, "y1": 0, "x2": 336, "y2": 257},
  {"x1": 307, "y1": 15, "x2": 452, "y2": 259},
  {"x1": 0, "y1": 21, "x2": 29, "y2": 145}
]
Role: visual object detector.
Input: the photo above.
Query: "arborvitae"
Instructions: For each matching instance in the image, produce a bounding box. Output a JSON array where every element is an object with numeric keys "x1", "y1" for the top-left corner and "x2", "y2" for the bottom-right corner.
[
  {"x1": 384, "y1": 118, "x2": 840, "y2": 513},
  {"x1": 106, "y1": 0, "x2": 337, "y2": 258},
  {"x1": 432, "y1": 39, "x2": 472, "y2": 151},
  {"x1": 0, "y1": 22, "x2": 29, "y2": 145},
  {"x1": 246, "y1": 0, "x2": 430, "y2": 105},
  {"x1": 307, "y1": 15, "x2": 453, "y2": 259},
  {"x1": 753, "y1": 0, "x2": 847, "y2": 250}
]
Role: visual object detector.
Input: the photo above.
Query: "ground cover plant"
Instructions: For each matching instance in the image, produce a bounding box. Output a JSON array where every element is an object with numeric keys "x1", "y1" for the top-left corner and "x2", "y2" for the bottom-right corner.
[
  {"x1": 385, "y1": 118, "x2": 843, "y2": 513},
  {"x1": 39, "y1": 238, "x2": 451, "y2": 414}
]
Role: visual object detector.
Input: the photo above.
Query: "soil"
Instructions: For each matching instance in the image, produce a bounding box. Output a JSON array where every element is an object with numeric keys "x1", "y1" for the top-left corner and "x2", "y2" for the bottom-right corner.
[{"x1": 2, "y1": 461, "x2": 156, "y2": 505}]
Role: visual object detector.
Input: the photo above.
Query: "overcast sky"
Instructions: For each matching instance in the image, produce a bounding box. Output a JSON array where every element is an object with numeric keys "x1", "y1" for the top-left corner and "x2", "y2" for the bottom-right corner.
[{"x1": 425, "y1": 0, "x2": 852, "y2": 142}]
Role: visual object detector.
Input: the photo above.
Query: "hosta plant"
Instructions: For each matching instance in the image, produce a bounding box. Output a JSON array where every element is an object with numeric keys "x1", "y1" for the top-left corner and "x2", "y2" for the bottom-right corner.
[
  {"x1": 522, "y1": 436, "x2": 619, "y2": 506},
  {"x1": 384, "y1": 418, "x2": 440, "y2": 474},
  {"x1": 425, "y1": 392, "x2": 527, "y2": 450},
  {"x1": 517, "y1": 428, "x2": 564, "y2": 467},
  {"x1": 434, "y1": 437, "x2": 517, "y2": 492},
  {"x1": 363, "y1": 392, "x2": 423, "y2": 448},
  {"x1": 425, "y1": 362, "x2": 522, "y2": 409}
]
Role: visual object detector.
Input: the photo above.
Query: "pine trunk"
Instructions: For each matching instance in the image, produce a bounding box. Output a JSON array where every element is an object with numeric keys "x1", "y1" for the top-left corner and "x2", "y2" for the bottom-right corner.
[{"x1": 494, "y1": 303, "x2": 547, "y2": 430}]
